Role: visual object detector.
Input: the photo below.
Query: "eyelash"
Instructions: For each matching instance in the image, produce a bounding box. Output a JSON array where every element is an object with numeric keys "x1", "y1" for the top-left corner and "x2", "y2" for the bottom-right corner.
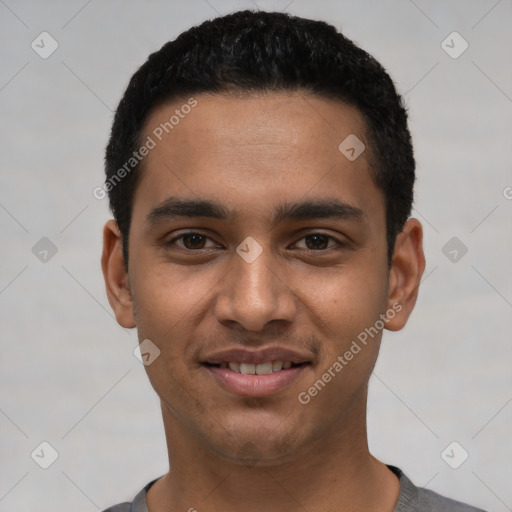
[{"x1": 166, "y1": 231, "x2": 345, "y2": 252}]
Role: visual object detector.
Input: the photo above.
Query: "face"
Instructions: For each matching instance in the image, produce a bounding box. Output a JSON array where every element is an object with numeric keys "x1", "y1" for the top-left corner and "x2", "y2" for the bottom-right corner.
[{"x1": 102, "y1": 91, "x2": 424, "y2": 465}]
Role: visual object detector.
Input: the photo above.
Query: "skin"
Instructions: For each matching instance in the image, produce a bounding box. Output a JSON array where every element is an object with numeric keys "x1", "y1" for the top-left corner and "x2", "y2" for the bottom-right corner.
[{"x1": 102, "y1": 91, "x2": 425, "y2": 512}]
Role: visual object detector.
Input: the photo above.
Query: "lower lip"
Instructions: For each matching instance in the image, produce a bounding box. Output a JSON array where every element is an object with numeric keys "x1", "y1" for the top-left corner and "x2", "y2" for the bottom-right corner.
[{"x1": 204, "y1": 365, "x2": 307, "y2": 397}]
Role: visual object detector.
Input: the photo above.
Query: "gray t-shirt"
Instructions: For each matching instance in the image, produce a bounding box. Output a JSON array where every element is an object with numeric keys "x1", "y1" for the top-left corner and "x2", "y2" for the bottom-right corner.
[{"x1": 103, "y1": 465, "x2": 486, "y2": 511}]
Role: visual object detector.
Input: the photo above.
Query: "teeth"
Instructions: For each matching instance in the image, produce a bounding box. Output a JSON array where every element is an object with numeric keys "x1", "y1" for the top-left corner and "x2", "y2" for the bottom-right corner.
[
  {"x1": 228, "y1": 362, "x2": 240, "y2": 372},
  {"x1": 239, "y1": 363, "x2": 256, "y2": 375},
  {"x1": 272, "y1": 361, "x2": 283, "y2": 372},
  {"x1": 255, "y1": 362, "x2": 273, "y2": 375},
  {"x1": 222, "y1": 361, "x2": 295, "y2": 374}
]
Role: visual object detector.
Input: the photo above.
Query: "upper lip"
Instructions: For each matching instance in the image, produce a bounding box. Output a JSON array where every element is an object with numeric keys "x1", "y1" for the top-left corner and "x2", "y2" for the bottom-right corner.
[{"x1": 202, "y1": 346, "x2": 312, "y2": 365}]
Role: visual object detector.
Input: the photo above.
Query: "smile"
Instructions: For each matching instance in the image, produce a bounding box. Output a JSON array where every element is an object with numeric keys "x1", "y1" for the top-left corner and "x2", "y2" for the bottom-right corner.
[
  {"x1": 201, "y1": 346, "x2": 312, "y2": 396},
  {"x1": 207, "y1": 360, "x2": 299, "y2": 374},
  {"x1": 203, "y1": 361, "x2": 310, "y2": 397}
]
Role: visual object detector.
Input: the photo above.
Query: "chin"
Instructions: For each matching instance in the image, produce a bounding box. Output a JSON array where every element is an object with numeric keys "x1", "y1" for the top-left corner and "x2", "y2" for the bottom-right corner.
[{"x1": 203, "y1": 415, "x2": 306, "y2": 466}]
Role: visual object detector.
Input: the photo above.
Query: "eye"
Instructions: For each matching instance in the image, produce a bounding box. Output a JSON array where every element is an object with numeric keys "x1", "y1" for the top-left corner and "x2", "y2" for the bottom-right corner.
[
  {"x1": 166, "y1": 231, "x2": 345, "y2": 252},
  {"x1": 168, "y1": 232, "x2": 219, "y2": 250},
  {"x1": 293, "y1": 233, "x2": 342, "y2": 251}
]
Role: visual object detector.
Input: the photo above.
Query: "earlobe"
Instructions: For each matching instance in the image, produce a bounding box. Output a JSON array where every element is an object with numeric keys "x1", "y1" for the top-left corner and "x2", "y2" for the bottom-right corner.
[
  {"x1": 101, "y1": 219, "x2": 136, "y2": 329},
  {"x1": 385, "y1": 218, "x2": 426, "y2": 332}
]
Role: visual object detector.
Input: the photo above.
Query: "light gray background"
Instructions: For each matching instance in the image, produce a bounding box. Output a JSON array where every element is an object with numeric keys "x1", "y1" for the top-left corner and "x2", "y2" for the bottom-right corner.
[{"x1": 1, "y1": 0, "x2": 511, "y2": 510}]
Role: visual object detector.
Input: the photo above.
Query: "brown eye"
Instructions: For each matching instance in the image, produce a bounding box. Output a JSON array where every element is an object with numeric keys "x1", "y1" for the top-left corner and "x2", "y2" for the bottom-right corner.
[
  {"x1": 293, "y1": 233, "x2": 341, "y2": 251},
  {"x1": 304, "y1": 234, "x2": 330, "y2": 250},
  {"x1": 167, "y1": 232, "x2": 219, "y2": 250},
  {"x1": 182, "y1": 233, "x2": 207, "y2": 249}
]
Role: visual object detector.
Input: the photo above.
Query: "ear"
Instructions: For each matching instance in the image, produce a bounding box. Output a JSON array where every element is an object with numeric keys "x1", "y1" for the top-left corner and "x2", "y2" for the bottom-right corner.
[
  {"x1": 101, "y1": 219, "x2": 136, "y2": 329},
  {"x1": 385, "y1": 218, "x2": 426, "y2": 331}
]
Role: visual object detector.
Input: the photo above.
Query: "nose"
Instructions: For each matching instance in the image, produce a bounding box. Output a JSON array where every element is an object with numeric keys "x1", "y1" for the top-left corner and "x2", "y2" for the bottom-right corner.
[{"x1": 213, "y1": 246, "x2": 297, "y2": 332}]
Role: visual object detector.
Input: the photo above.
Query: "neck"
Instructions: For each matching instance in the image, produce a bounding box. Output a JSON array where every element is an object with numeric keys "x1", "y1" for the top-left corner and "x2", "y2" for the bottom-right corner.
[{"x1": 147, "y1": 394, "x2": 400, "y2": 512}]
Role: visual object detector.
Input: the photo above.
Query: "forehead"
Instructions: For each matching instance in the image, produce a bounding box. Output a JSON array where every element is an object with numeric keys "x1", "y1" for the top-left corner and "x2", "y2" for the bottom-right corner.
[
  {"x1": 143, "y1": 91, "x2": 368, "y2": 164},
  {"x1": 132, "y1": 91, "x2": 383, "y2": 228}
]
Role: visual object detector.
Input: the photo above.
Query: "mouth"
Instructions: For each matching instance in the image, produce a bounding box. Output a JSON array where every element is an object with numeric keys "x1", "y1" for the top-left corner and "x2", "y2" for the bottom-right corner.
[
  {"x1": 202, "y1": 359, "x2": 311, "y2": 397},
  {"x1": 201, "y1": 346, "x2": 313, "y2": 397},
  {"x1": 204, "y1": 360, "x2": 309, "y2": 374}
]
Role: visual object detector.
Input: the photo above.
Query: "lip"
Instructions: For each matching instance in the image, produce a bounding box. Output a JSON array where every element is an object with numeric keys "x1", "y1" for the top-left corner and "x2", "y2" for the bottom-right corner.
[
  {"x1": 201, "y1": 346, "x2": 312, "y2": 397},
  {"x1": 202, "y1": 346, "x2": 312, "y2": 366},
  {"x1": 204, "y1": 364, "x2": 308, "y2": 397}
]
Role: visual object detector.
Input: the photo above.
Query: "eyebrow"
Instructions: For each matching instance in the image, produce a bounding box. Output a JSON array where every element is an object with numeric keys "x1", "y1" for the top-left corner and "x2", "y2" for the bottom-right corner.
[{"x1": 146, "y1": 197, "x2": 366, "y2": 227}]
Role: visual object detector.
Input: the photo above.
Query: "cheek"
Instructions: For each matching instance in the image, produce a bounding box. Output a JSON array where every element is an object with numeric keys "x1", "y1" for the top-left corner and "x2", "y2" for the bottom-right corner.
[
  {"x1": 131, "y1": 259, "x2": 215, "y2": 338},
  {"x1": 292, "y1": 260, "x2": 389, "y2": 347},
  {"x1": 293, "y1": 267, "x2": 388, "y2": 414},
  {"x1": 131, "y1": 267, "x2": 210, "y2": 409}
]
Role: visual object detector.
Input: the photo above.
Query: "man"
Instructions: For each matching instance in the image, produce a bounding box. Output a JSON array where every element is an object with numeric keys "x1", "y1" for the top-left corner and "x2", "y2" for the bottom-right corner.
[{"x1": 100, "y1": 10, "x2": 485, "y2": 512}]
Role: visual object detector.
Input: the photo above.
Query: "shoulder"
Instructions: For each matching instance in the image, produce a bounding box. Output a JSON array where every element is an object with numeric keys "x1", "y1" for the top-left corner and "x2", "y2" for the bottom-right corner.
[
  {"x1": 388, "y1": 465, "x2": 487, "y2": 512},
  {"x1": 417, "y1": 486, "x2": 487, "y2": 511},
  {"x1": 101, "y1": 478, "x2": 158, "y2": 512},
  {"x1": 102, "y1": 504, "x2": 131, "y2": 512}
]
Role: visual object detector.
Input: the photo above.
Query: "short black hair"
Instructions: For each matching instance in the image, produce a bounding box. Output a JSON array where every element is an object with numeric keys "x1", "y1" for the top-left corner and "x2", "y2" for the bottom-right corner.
[{"x1": 105, "y1": 9, "x2": 415, "y2": 268}]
